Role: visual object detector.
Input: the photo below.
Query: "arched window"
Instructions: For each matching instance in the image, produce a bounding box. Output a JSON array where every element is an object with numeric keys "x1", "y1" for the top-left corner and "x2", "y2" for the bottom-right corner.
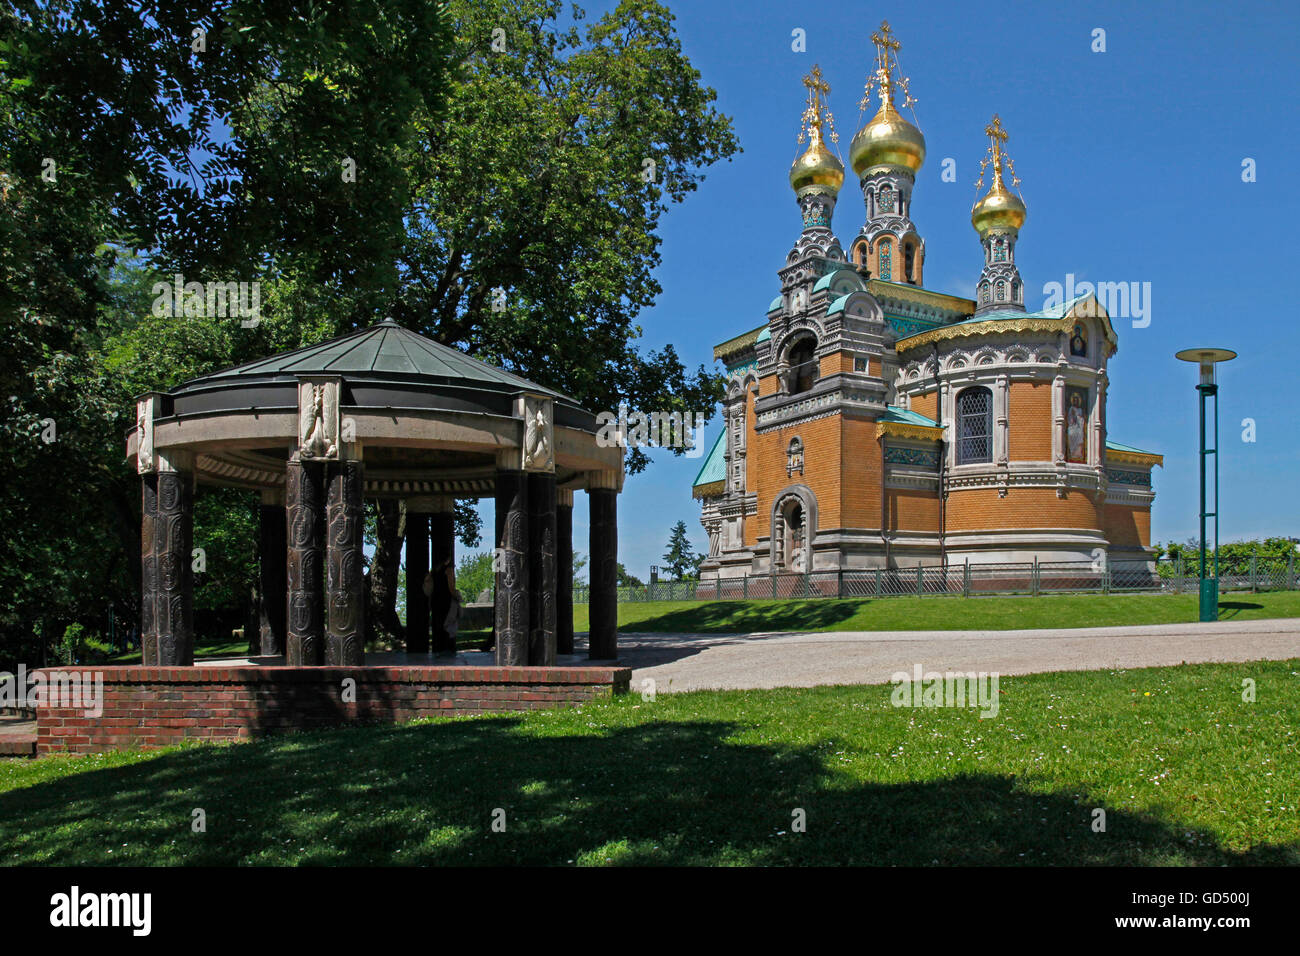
[
  {"x1": 993, "y1": 238, "x2": 1006, "y2": 262},
  {"x1": 787, "y1": 337, "x2": 818, "y2": 394},
  {"x1": 879, "y1": 184, "x2": 895, "y2": 212},
  {"x1": 980, "y1": 282, "x2": 990, "y2": 304},
  {"x1": 995, "y1": 279, "x2": 1007, "y2": 301},
  {"x1": 904, "y1": 242, "x2": 915, "y2": 281},
  {"x1": 854, "y1": 242, "x2": 869, "y2": 268},
  {"x1": 878, "y1": 240, "x2": 892, "y2": 281},
  {"x1": 956, "y1": 387, "x2": 993, "y2": 464}
]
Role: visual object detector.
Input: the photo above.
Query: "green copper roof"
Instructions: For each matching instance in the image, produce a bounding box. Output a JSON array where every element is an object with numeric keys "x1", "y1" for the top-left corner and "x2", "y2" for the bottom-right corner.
[
  {"x1": 1106, "y1": 439, "x2": 1160, "y2": 457},
  {"x1": 174, "y1": 319, "x2": 570, "y2": 400},
  {"x1": 769, "y1": 295, "x2": 783, "y2": 312},
  {"x1": 879, "y1": 405, "x2": 939, "y2": 428},
  {"x1": 827, "y1": 293, "x2": 851, "y2": 316},
  {"x1": 692, "y1": 429, "x2": 727, "y2": 487},
  {"x1": 953, "y1": 292, "x2": 1093, "y2": 326},
  {"x1": 756, "y1": 327, "x2": 771, "y2": 343}
]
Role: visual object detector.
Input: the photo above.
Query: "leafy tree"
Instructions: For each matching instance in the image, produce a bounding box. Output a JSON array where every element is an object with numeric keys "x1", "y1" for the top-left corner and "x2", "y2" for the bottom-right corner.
[
  {"x1": 661, "y1": 520, "x2": 699, "y2": 580},
  {"x1": 0, "y1": 0, "x2": 737, "y2": 661},
  {"x1": 0, "y1": 1, "x2": 455, "y2": 661},
  {"x1": 390, "y1": 0, "x2": 736, "y2": 468},
  {"x1": 456, "y1": 551, "x2": 497, "y2": 605},
  {"x1": 615, "y1": 563, "x2": 643, "y2": 589}
]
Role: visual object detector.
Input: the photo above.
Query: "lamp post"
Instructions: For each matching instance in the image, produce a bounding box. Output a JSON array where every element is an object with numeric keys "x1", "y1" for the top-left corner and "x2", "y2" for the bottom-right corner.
[{"x1": 1174, "y1": 347, "x2": 1237, "y2": 622}]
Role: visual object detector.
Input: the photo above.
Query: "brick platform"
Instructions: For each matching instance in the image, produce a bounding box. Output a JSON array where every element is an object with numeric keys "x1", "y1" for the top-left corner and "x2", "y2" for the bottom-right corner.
[{"x1": 34, "y1": 665, "x2": 631, "y2": 755}]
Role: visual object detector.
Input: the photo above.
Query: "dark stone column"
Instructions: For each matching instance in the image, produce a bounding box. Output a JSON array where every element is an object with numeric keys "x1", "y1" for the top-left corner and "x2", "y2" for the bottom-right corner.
[
  {"x1": 257, "y1": 493, "x2": 287, "y2": 657},
  {"x1": 431, "y1": 508, "x2": 456, "y2": 654},
  {"x1": 405, "y1": 510, "x2": 430, "y2": 654},
  {"x1": 556, "y1": 490, "x2": 575, "y2": 656},
  {"x1": 285, "y1": 459, "x2": 325, "y2": 666},
  {"x1": 140, "y1": 475, "x2": 160, "y2": 666},
  {"x1": 143, "y1": 469, "x2": 195, "y2": 666},
  {"x1": 490, "y1": 499, "x2": 506, "y2": 652},
  {"x1": 325, "y1": 460, "x2": 365, "y2": 666},
  {"x1": 527, "y1": 473, "x2": 557, "y2": 666},
  {"x1": 588, "y1": 486, "x2": 618, "y2": 660},
  {"x1": 494, "y1": 470, "x2": 529, "y2": 666}
]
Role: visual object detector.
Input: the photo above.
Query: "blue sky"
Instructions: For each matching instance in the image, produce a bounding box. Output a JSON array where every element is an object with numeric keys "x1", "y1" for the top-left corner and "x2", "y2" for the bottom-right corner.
[{"x1": 481, "y1": 0, "x2": 1300, "y2": 577}]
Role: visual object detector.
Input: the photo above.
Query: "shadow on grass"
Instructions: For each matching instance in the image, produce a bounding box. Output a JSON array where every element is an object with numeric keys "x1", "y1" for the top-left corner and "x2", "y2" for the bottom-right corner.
[
  {"x1": 625, "y1": 599, "x2": 865, "y2": 635},
  {"x1": 1, "y1": 714, "x2": 1292, "y2": 866},
  {"x1": 1218, "y1": 602, "x2": 1264, "y2": 620}
]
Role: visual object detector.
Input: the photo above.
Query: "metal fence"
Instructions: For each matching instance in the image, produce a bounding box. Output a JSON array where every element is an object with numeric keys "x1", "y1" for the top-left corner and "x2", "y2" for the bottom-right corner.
[{"x1": 569, "y1": 553, "x2": 1299, "y2": 604}]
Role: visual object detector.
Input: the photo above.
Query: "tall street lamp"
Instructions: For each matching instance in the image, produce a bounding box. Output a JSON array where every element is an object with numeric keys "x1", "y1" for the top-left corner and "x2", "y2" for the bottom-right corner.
[{"x1": 1174, "y1": 347, "x2": 1237, "y2": 622}]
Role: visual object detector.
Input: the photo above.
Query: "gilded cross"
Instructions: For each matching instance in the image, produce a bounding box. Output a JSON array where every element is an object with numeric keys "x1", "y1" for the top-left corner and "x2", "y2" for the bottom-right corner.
[
  {"x1": 799, "y1": 64, "x2": 837, "y2": 144},
  {"x1": 984, "y1": 114, "x2": 1009, "y2": 185}
]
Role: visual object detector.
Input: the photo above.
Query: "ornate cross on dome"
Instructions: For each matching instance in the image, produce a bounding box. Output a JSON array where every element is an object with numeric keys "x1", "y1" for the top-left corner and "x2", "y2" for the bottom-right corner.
[
  {"x1": 798, "y1": 64, "x2": 838, "y2": 146},
  {"x1": 861, "y1": 20, "x2": 915, "y2": 113},
  {"x1": 976, "y1": 113, "x2": 1021, "y2": 191}
]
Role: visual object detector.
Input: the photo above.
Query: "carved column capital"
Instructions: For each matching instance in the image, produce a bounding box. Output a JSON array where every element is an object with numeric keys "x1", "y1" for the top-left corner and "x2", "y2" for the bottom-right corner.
[{"x1": 585, "y1": 469, "x2": 622, "y2": 492}]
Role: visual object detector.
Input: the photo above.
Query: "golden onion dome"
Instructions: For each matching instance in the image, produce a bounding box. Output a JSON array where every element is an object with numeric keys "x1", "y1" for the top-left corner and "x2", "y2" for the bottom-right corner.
[
  {"x1": 789, "y1": 129, "x2": 845, "y2": 197},
  {"x1": 971, "y1": 178, "x2": 1027, "y2": 236},
  {"x1": 849, "y1": 99, "x2": 926, "y2": 176}
]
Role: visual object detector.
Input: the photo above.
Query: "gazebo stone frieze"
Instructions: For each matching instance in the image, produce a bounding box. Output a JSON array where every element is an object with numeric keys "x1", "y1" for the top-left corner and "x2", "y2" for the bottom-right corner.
[{"x1": 126, "y1": 318, "x2": 624, "y2": 671}]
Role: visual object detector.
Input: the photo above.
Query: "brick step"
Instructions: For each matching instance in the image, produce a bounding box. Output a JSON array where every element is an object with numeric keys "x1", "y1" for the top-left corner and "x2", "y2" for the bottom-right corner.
[{"x1": 0, "y1": 735, "x2": 37, "y2": 757}]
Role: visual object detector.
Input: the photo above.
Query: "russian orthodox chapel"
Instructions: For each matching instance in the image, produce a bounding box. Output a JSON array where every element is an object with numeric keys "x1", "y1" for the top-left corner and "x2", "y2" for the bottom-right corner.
[{"x1": 693, "y1": 22, "x2": 1161, "y2": 578}]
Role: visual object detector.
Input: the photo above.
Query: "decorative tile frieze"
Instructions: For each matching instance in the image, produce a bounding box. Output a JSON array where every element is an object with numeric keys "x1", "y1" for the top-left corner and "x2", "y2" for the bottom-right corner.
[
  {"x1": 1106, "y1": 467, "x2": 1151, "y2": 487},
  {"x1": 884, "y1": 445, "x2": 940, "y2": 468}
]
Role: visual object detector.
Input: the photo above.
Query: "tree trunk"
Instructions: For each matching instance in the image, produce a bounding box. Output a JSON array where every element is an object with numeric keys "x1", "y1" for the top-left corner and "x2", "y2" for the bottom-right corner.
[{"x1": 365, "y1": 499, "x2": 406, "y2": 647}]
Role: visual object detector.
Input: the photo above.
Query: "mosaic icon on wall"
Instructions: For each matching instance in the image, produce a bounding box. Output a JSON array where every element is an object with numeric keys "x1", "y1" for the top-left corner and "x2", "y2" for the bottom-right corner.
[
  {"x1": 1065, "y1": 386, "x2": 1089, "y2": 463},
  {"x1": 1070, "y1": 322, "x2": 1088, "y2": 358}
]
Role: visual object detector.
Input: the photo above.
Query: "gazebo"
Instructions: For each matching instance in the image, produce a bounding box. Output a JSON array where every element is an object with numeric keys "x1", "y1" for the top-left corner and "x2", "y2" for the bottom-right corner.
[{"x1": 128, "y1": 318, "x2": 624, "y2": 668}]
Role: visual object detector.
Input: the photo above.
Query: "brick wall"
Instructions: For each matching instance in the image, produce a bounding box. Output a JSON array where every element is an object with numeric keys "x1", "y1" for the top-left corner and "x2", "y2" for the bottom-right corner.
[
  {"x1": 1104, "y1": 503, "x2": 1151, "y2": 548},
  {"x1": 747, "y1": 414, "x2": 843, "y2": 547},
  {"x1": 35, "y1": 665, "x2": 631, "y2": 755},
  {"x1": 820, "y1": 351, "x2": 872, "y2": 377},
  {"x1": 1008, "y1": 381, "x2": 1053, "y2": 460},
  {"x1": 841, "y1": 418, "x2": 882, "y2": 529},
  {"x1": 911, "y1": 391, "x2": 937, "y2": 423},
  {"x1": 946, "y1": 488, "x2": 1101, "y2": 532},
  {"x1": 885, "y1": 487, "x2": 940, "y2": 532}
]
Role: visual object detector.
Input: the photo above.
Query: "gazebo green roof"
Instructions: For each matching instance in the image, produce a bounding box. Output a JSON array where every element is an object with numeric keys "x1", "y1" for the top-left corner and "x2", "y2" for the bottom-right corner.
[{"x1": 174, "y1": 319, "x2": 571, "y2": 401}]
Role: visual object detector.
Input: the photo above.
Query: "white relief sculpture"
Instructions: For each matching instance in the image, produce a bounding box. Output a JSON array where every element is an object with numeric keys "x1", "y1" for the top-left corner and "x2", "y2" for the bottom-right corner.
[
  {"x1": 136, "y1": 397, "x2": 154, "y2": 474},
  {"x1": 523, "y1": 398, "x2": 553, "y2": 471},
  {"x1": 298, "y1": 380, "x2": 339, "y2": 460}
]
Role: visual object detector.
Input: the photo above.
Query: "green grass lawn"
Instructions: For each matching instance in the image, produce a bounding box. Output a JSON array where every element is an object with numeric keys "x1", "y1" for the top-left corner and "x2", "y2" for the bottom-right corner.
[
  {"x1": 2, "y1": 658, "x2": 1297, "y2": 865},
  {"x1": 107, "y1": 639, "x2": 251, "y2": 665},
  {"x1": 94, "y1": 591, "x2": 1300, "y2": 661},
  {"x1": 572, "y1": 590, "x2": 1300, "y2": 634}
]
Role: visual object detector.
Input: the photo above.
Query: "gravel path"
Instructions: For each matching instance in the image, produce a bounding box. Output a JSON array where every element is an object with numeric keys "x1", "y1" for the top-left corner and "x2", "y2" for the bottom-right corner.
[{"x1": 615, "y1": 618, "x2": 1300, "y2": 693}]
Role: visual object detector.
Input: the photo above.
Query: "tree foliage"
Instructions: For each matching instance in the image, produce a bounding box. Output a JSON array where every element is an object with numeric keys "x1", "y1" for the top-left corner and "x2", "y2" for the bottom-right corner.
[
  {"x1": 661, "y1": 519, "x2": 699, "y2": 580},
  {"x1": 0, "y1": 0, "x2": 737, "y2": 661}
]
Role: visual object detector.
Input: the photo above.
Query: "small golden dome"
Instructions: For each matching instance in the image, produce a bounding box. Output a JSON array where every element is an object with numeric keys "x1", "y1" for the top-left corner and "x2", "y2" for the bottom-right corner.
[
  {"x1": 790, "y1": 130, "x2": 845, "y2": 197},
  {"x1": 849, "y1": 100, "x2": 926, "y2": 176},
  {"x1": 971, "y1": 178, "x2": 1026, "y2": 235}
]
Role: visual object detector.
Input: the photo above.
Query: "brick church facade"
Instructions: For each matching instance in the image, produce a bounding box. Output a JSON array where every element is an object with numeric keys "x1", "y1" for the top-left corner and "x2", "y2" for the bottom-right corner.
[{"x1": 692, "y1": 25, "x2": 1161, "y2": 579}]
